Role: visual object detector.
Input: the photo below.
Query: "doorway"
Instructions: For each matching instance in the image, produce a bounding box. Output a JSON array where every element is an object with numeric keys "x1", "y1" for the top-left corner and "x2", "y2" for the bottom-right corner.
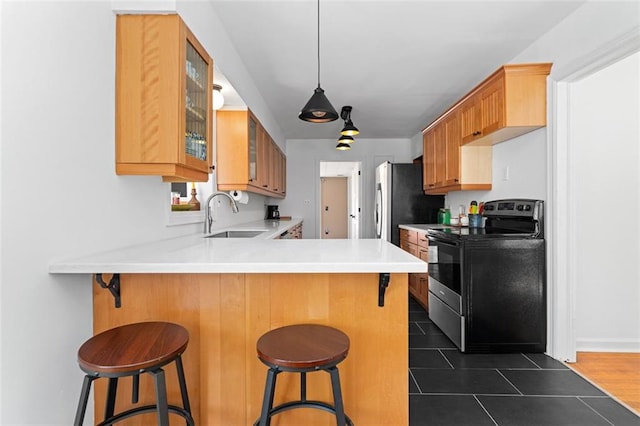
[
  {"x1": 319, "y1": 161, "x2": 362, "y2": 239},
  {"x1": 320, "y1": 177, "x2": 348, "y2": 238}
]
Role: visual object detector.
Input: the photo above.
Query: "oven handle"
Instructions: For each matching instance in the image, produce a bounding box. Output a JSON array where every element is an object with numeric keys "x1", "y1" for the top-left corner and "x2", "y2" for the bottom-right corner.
[{"x1": 427, "y1": 236, "x2": 460, "y2": 249}]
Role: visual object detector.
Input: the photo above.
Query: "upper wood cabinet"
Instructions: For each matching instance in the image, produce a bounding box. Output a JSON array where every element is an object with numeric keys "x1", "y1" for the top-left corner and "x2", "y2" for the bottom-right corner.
[
  {"x1": 422, "y1": 63, "x2": 551, "y2": 194},
  {"x1": 216, "y1": 109, "x2": 286, "y2": 198},
  {"x1": 423, "y1": 110, "x2": 492, "y2": 194},
  {"x1": 115, "y1": 14, "x2": 213, "y2": 182},
  {"x1": 459, "y1": 63, "x2": 552, "y2": 145}
]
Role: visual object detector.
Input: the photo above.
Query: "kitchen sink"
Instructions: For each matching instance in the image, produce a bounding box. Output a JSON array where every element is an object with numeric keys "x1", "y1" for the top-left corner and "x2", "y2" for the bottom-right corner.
[{"x1": 205, "y1": 230, "x2": 267, "y2": 238}]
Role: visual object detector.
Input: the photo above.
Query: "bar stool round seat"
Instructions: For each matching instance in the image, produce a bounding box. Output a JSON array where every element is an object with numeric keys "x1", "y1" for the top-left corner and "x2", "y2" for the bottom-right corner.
[
  {"x1": 73, "y1": 321, "x2": 194, "y2": 426},
  {"x1": 254, "y1": 324, "x2": 353, "y2": 426}
]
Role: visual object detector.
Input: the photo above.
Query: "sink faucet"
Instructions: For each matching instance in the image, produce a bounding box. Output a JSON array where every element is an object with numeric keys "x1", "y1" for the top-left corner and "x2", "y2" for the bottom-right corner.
[{"x1": 204, "y1": 192, "x2": 240, "y2": 234}]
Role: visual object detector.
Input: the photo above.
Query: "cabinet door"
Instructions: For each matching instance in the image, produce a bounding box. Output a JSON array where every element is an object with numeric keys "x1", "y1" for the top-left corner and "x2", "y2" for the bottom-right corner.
[
  {"x1": 444, "y1": 112, "x2": 461, "y2": 186},
  {"x1": 248, "y1": 115, "x2": 258, "y2": 183},
  {"x1": 280, "y1": 150, "x2": 287, "y2": 195},
  {"x1": 434, "y1": 124, "x2": 446, "y2": 187},
  {"x1": 423, "y1": 130, "x2": 437, "y2": 190},
  {"x1": 256, "y1": 125, "x2": 270, "y2": 190},
  {"x1": 460, "y1": 96, "x2": 481, "y2": 144},
  {"x1": 480, "y1": 76, "x2": 504, "y2": 135}
]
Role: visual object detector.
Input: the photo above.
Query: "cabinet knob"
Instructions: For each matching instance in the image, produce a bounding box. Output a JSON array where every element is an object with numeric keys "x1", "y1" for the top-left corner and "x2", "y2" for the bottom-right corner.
[{"x1": 454, "y1": 178, "x2": 459, "y2": 182}]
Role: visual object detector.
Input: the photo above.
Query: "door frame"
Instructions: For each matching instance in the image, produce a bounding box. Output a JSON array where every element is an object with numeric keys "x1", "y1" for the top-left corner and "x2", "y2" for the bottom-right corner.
[{"x1": 546, "y1": 29, "x2": 639, "y2": 362}]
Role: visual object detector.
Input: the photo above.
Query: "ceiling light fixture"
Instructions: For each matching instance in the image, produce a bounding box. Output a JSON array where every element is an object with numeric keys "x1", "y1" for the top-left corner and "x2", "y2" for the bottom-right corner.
[
  {"x1": 340, "y1": 106, "x2": 359, "y2": 136},
  {"x1": 213, "y1": 84, "x2": 225, "y2": 110},
  {"x1": 298, "y1": 0, "x2": 338, "y2": 123},
  {"x1": 338, "y1": 134, "x2": 354, "y2": 144},
  {"x1": 335, "y1": 142, "x2": 351, "y2": 151}
]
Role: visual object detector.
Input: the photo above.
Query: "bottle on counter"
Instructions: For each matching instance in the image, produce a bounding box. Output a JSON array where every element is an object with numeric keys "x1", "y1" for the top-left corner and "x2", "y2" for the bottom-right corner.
[{"x1": 443, "y1": 207, "x2": 451, "y2": 225}]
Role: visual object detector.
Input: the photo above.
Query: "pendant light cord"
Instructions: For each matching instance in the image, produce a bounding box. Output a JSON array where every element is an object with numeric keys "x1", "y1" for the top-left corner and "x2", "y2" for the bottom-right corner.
[{"x1": 317, "y1": 0, "x2": 321, "y2": 88}]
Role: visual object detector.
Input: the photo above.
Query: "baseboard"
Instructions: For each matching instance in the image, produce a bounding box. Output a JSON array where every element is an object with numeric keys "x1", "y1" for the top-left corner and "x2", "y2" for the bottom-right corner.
[{"x1": 575, "y1": 338, "x2": 640, "y2": 353}]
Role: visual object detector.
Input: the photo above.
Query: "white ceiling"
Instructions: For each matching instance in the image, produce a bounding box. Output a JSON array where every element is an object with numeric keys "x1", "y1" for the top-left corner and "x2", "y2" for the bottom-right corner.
[{"x1": 210, "y1": 0, "x2": 586, "y2": 140}]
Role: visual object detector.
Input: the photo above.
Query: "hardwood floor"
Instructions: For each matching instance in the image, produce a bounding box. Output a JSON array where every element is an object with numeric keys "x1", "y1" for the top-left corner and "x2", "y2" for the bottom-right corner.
[{"x1": 568, "y1": 352, "x2": 640, "y2": 414}]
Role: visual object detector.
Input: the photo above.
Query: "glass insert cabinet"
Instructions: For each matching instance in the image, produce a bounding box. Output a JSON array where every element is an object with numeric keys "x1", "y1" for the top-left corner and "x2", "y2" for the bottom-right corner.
[{"x1": 116, "y1": 14, "x2": 213, "y2": 182}]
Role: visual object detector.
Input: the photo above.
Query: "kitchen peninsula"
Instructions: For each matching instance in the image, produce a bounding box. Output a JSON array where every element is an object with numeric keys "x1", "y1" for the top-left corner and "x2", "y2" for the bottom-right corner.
[{"x1": 49, "y1": 219, "x2": 425, "y2": 425}]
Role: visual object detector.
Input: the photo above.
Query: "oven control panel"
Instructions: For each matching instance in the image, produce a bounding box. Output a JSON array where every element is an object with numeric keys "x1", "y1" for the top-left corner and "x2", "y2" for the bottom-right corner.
[{"x1": 483, "y1": 199, "x2": 542, "y2": 219}]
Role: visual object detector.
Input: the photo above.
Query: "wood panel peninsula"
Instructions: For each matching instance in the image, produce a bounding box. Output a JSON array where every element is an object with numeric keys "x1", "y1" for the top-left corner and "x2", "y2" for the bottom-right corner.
[{"x1": 50, "y1": 221, "x2": 425, "y2": 425}]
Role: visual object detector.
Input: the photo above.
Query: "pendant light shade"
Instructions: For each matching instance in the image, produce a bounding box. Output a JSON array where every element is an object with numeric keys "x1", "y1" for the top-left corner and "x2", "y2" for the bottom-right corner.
[
  {"x1": 340, "y1": 119, "x2": 359, "y2": 136},
  {"x1": 299, "y1": 0, "x2": 337, "y2": 123},
  {"x1": 336, "y1": 142, "x2": 351, "y2": 151},
  {"x1": 299, "y1": 87, "x2": 338, "y2": 122},
  {"x1": 338, "y1": 134, "x2": 354, "y2": 144}
]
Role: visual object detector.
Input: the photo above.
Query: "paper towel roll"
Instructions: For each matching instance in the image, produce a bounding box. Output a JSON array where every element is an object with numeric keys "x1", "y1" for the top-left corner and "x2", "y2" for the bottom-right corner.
[{"x1": 229, "y1": 190, "x2": 249, "y2": 204}]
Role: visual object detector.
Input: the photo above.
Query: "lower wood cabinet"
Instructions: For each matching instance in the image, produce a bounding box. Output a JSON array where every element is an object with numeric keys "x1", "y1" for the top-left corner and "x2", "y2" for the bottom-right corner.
[{"x1": 400, "y1": 228, "x2": 429, "y2": 310}]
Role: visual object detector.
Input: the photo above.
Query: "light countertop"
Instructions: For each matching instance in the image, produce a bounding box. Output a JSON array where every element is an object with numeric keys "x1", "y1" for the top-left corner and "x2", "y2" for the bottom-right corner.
[
  {"x1": 399, "y1": 224, "x2": 450, "y2": 232},
  {"x1": 49, "y1": 219, "x2": 427, "y2": 274}
]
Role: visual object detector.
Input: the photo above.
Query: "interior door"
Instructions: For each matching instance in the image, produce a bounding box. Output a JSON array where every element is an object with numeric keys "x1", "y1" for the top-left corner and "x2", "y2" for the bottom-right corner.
[{"x1": 320, "y1": 177, "x2": 348, "y2": 239}]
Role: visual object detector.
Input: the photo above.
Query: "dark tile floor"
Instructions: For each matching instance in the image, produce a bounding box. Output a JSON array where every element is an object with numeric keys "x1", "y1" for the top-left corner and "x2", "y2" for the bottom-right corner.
[{"x1": 408, "y1": 296, "x2": 640, "y2": 426}]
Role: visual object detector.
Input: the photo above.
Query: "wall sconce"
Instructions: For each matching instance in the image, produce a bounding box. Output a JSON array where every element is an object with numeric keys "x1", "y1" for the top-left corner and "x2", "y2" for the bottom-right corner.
[{"x1": 213, "y1": 84, "x2": 224, "y2": 110}]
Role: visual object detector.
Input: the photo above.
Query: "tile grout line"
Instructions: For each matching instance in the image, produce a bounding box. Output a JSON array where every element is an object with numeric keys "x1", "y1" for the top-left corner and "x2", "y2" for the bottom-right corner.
[
  {"x1": 576, "y1": 397, "x2": 616, "y2": 426},
  {"x1": 521, "y1": 353, "x2": 542, "y2": 369},
  {"x1": 495, "y1": 369, "x2": 524, "y2": 396},
  {"x1": 473, "y1": 394, "x2": 499, "y2": 426},
  {"x1": 408, "y1": 368, "x2": 423, "y2": 394},
  {"x1": 438, "y1": 349, "x2": 455, "y2": 369}
]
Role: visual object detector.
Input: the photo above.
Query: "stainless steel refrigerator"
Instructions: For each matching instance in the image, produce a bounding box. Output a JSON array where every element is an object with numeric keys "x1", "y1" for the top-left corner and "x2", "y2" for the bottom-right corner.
[{"x1": 374, "y1": 162, "x2": 444, "y2": 246}]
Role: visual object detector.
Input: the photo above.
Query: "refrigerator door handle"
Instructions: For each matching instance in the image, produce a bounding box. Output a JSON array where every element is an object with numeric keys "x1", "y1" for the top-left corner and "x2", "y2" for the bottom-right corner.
[{"x1": 375, "y1": 184, "x2": 383, "y2": 238}]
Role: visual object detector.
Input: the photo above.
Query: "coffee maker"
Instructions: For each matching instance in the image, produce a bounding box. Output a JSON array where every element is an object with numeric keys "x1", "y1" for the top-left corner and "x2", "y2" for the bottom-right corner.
[{"x1": 266, "y1": 205, "x2": 280, "y2": 220}]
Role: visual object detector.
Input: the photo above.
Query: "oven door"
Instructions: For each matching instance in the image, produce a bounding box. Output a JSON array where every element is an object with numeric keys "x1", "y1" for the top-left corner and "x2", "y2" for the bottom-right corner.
[
  {"x1": 427, "y1": 235, "x2": 462, "y2": 300},
  {"x1": 427, "y1": 233, "x2": 464, "y2": 350}
]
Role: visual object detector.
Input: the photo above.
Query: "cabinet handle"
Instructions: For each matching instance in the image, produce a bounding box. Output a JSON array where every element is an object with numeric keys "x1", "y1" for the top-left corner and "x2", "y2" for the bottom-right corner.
[
  {"x1": 429, "y1": 184, "x2": 435, "y2": 187},
  {"x1": 454, "y1": 178, "x2": 459, "y2": 182},
  {"x1": 262, "y1": 185, "x2": 268, "y2": 188},
  {"x1": 473, "y1": 131, "x2": 482, "y2": 136}
]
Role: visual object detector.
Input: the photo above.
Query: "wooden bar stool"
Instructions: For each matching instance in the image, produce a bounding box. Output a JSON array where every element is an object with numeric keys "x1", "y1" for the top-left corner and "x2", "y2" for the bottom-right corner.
[
  {"x1": 73, "y1": 321, "x2": 194, "y2": 426},
  {"x1": 254, "y1": 324, "x2": 353, "y2": 426}
]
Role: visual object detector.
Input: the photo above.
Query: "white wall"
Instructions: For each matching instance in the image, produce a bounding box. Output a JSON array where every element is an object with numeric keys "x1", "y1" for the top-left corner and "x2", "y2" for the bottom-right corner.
[
  {"x1": 446, "y1": 128, "x2": 547, "y2": 210},
  {"x1": 570, "y1": 52, "x2": 640, "y2": 351},
  {"x1": 0, "y1": 2, "x2": 268, "y2": 424},
  {"x1": 280, "y1": 138, "x2": 414, "y2": 239}
]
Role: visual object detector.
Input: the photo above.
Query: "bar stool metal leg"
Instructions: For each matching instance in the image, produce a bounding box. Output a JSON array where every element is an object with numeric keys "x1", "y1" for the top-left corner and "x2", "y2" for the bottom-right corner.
[
  {"x1": 131, "y1": 374, "x2": 140, "y2": 404},
  {"x1": 150, "y1": 369, "x2": 170, "y2": 426},
  {"x1": 74, "y1": 375, "x2": 96, "y2": 426},
  {"x1": 104, "y1": 377, "x2": 118, "y2": 421},
  {"x1": 328, "y1": 366, "x2": 347, "y2": 426},
  {"x1": 175, "y1": 354, "x2": 192, "y2": 420},
  {"x1": 258, "y1": 367, "x2": 279, "y2": 426}
]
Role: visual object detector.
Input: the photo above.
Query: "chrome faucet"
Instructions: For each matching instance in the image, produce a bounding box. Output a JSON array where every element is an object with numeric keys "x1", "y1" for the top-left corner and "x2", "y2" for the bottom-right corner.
[{"x1": 204, "y1": 192, "x2": 240, "y2": 234}]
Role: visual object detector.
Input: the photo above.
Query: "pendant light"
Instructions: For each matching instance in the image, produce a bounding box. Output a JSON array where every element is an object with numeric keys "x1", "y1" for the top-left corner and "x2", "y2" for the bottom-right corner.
[
  {"x1": 340, "y1": 106, "x2": 359, "y2": 136},
  {"x1": 336, "y1": 134, "x2": 354, "y2": 150},
  {"x1": 298, "y1": 0, "x2": 338, "y2": 123},
  {"x1": 338, "y1": 134, "x2": 354, "y2": 144}
]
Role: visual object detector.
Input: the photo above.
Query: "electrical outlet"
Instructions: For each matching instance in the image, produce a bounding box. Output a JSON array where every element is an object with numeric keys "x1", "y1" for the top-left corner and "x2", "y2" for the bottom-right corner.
[{"x1": 304, "y1": 200, "x2": 311, "y2": 205}]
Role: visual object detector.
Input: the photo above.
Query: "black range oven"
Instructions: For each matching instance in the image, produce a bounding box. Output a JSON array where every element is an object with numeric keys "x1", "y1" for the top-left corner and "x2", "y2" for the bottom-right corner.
[{"x1": 427, "y1": 199, "x2": 546, "y2": 353}]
